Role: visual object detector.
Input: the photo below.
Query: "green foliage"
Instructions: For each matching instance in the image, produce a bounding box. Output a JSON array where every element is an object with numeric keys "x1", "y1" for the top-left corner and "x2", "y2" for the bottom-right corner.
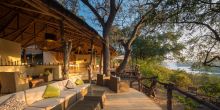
[
  {"x1": 137, "y1": 59, "x2": 193, "y2": 86},
  {"x1": 174, "y1": 94, "x2": 198, "y2": 110},
  {"x1": 137, "y1": 58, "x2": 220, "y2": 109},
  {"x1": 169, "y1": 70, "x2": 192, "y2": 88},
  {"x1": 137, "y1": 59, "x2": 174, "y2": 82},
  {"x1": 199, "y1": 83, "x2": 220, "y2": 97},
  {"x1": 132, "y1": 32, "x2": 184, "y2": 60}
]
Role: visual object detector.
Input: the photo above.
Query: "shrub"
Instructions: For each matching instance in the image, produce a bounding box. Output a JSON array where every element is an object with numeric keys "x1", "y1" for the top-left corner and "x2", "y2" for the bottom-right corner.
[
  {"x1": 174, "y1": 94, "x2": 198, "y2": 110},
  {"x1": 169, "y1": 70, "x2": 192, "y2": 88},
  {"x1": 137, "y1": 59, "x2": 174, "y2": 82},
  {"x1": 199, "y1": 83, "x2": 220, "y2": 97}
]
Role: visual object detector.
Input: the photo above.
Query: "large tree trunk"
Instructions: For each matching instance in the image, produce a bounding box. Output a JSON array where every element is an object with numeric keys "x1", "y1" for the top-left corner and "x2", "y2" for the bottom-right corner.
[
  {"x1": 103, "y1": 30, "x2": 111, "y2": 76},
  {"x1": 116, "y1": 47, "x2": 131, "y2": 74},
  {"x1": 80, "y1": 0, "x2": 120, "y2": 76}
]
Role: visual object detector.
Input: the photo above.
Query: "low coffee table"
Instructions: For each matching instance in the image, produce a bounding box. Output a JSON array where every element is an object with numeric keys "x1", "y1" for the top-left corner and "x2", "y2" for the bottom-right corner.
[{"x1": 84, "y1": 90, "x2": 106, "y2": 109}]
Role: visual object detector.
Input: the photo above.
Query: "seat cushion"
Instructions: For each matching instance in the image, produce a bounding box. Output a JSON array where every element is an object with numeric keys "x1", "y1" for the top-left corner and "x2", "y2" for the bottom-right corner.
[
  {"x1": 60, "y1": 90, "x2": 77, "y2": 109},
  {"x1": 59, "y1": 90, "x2": 76, "y2": 100},
  {"x1": 76, "y1": 83, "x2": 90, "y2": 90},
  {"x1": 25, "y1": 86, "x2": 47, "y2": 105},
  {"x1": 0, "y1": 94, "x2": 26, "y2": 110},
  {"x1": 0, "y1": 91, "x2": 26, "y2": 105},
  {"x1": 65, "y1": 80, "x2": 76, "y2": 89},
  {"x1": 57, "y1": 80, "x2": 66, "y2": 91},
  {"x1": 69, "y1": 76, "x2": 81, "y2": 83},
  {"x1": 29, "y1": 98, "x2": 64, "y2": 110},
  {"x1": 65, "y1": 83, "x2": 90, "y2": 93},
  {"x1": 0, "y1": 94, "x2": 14, "y2": 104}
]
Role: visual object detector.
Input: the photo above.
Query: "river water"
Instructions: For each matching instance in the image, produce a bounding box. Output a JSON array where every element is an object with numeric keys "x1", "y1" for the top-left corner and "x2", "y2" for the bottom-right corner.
[{"x1": 162, "y1": 60, "x2": 220, "y2": 74}]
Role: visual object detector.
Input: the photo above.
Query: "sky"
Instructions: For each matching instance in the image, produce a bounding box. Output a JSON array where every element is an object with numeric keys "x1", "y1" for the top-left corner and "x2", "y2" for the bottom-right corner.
[
  {"x1": 77, "y1": 1, "x2": 103, "y2": 36},
  {"x1": 56, "y1": 0, "x2": 220, "y2": 62}
]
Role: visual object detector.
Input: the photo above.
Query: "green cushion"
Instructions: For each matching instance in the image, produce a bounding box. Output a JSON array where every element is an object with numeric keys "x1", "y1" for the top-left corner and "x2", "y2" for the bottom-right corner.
[
  {"x1": 75, "y1": 79, "x2": 84, "y2": 85},
  {"x1": 43, "y1": 85, "x2": 60, "y2": 98}
]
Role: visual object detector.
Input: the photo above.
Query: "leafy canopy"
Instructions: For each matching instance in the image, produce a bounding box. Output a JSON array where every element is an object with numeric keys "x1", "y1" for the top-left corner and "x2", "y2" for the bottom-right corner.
[{"x1": 132, "y1": 32, "x2": 184, "y2": 60}]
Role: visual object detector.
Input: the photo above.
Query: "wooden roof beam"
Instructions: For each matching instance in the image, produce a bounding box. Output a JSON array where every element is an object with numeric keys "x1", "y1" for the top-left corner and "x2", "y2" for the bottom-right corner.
[
  {"x1": 12, "y1": 9, "x2": 99, "y2": 42},
  {"x1": 0, "y1": 19, "x2": 35, "y2": 38},
  {"x1": 13, "y1": 21, "x2": 35, "y2": 41},
  {"x1": 0, "y1": 11, "x2": 17, "y2": 33},
  {"x1": 21, "y1": 0, "x2": 61, "y2": 20},
  {"x1": 22, "y1": 24, "x2": 47, "y2": 47},
  {"x1": 0, "y1": 2, "x2": 60, "y2": 19}
]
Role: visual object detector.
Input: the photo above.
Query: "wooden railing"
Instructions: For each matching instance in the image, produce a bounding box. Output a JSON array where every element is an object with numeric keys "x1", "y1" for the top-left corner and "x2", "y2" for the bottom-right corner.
[{"x1": 130, "y1": 76, "x2": 220, "y2": 110}]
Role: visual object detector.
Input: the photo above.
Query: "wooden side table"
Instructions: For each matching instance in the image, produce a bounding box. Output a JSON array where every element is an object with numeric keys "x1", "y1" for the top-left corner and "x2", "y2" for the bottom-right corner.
[{"x1": 84, "y1": 90, "x2": 106, "y2": 109}]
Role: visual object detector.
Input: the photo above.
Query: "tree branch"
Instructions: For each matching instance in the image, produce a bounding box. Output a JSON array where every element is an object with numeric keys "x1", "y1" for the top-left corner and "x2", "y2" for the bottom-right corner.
[
  {"x1": 105, "y1": 0, "x2": 117, "y2": 30},
  {"x1": 170, "y1": 21, "x2": 220, "y2": 41},
  {"x1": 81, "y1": 0, "x2": 105, "y2": 26},
  {"x1": 116, "y1": 0, "x2": 123, "y2": 11},
  {"x1": 127, "y1": 0, "x2": 163, "y2": 47},
  {"x1": 203, "y1": 41, "x2": 217, "y2": 65},
  {"x1": 199, "y1": 0, "x2": 220, "y2": 5}
]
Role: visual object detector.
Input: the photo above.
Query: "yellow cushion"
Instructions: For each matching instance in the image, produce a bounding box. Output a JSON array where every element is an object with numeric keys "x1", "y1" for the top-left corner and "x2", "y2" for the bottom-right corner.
[
  {"x1": 75, "y1": 79, "x2": 84, "y2": 85},
  {"x1": 43, "y1": 85, "x2": 60, "y2": 98}
]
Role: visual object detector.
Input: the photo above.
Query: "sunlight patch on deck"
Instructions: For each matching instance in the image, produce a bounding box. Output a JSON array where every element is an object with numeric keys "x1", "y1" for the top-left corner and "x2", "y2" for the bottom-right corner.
[{"x1": 92, "y1": 85, "x2": 162, "y2": 110}]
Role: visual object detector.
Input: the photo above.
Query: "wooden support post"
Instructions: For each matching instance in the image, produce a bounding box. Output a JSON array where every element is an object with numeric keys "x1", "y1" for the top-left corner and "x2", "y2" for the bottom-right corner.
[
  {"x1": 166, "y1": 83, "x2": 174, "y2": 110},
  {"x1": 94, "y1": 51, "x2": 96, "y2": 71},
  {"x1": 0, "y1": 57, "x2": 2, "y2": 66},
  {"x1": 23, "y1": 48, "x2": 27, "y2": 64},
  {"x1": 31, "y1": 54, "x2": 34, "y2": 64},
  {"x1": 138, "y1": 78, "x2": 141, "y2": 91},
  {"x1": 88, "y1": 40, "x2": 94, "y2": 83},
  {"x1": 99, "y1": 50, "x2": 103, "y2": 74}
]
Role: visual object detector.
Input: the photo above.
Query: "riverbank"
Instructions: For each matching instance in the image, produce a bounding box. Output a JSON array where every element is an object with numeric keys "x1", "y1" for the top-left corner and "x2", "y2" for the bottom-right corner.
[
  {"x1": 137, "y1": 59, "x2": 220, "y2": 108},
  {"x1": 162, "y1": 60, "x2": 220, "y2": 75}
]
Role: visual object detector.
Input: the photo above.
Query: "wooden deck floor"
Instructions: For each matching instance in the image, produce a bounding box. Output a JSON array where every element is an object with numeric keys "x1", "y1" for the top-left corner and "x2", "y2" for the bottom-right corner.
[{"x1": 92, "y1": 85, "x2": 163, "y2": 110}]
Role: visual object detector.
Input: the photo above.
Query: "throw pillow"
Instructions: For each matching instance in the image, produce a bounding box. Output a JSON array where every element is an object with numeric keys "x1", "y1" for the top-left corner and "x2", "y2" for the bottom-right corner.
[
  {"x1": 65, "y1": 80, "x2": 76, "y2": 89},
  {"x1": 43, "y1": 85, "x2": 60, "y2": 98},
  {"x1": 75, "y1": 79, "x2": 84, "y2": 85},
  {"x1": 0, "y1": 95, "x2": 26, "y2": 110}
]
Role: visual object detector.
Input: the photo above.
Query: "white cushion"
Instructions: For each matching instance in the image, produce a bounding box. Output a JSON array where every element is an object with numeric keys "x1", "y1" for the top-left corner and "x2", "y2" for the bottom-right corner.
[
  {"x1": 56, "y1": 81, "x2": 65, "y2": 90},
  {"x1": 76, "y1": 83, "x2": 90, "y2": 90},
  {"x1": 65, "y1": 80, "x2": 76, "y2": 89},
  {"x1": 0, "y1": 91, "x2": 26, "y2": 105},
  {"x1": 25, "y1": 86, "x2": 47, "y2": 105},
  {"x1": 0, "y1": 94, "x2": 14, "y2": 104},
  {"x1": 65, "y1": 83, "x2": 90, "y2": 93},
  {"x1": 61, "y1": 80, "x2": 68, "y2": 87},
  {"x1": 48, "y1": 82, "x2": 59, "y2": 88},
  {"x1": 29, "y1": 98, "x2": 64, "y2": 109},
  {"x1": 69, "y1": 76, "x2": 81, "y2": 83},
  {"x1": 0, "y1": 94, "x2": 26, "y2": 110},
  {"x1": 59, "y1": 91, "x2": 76, "y2": 100}
]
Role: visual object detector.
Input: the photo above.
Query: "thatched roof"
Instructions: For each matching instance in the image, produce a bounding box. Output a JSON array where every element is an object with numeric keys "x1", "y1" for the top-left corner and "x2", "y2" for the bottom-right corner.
[{"x1": 0, "y1": 0, "x2": 116, "y2": 55}]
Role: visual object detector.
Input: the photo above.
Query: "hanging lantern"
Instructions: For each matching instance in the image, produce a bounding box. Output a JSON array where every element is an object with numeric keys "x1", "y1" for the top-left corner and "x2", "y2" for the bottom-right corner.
[{"x1": 45, "y1": 33, "x2": 57, "y2": 42}]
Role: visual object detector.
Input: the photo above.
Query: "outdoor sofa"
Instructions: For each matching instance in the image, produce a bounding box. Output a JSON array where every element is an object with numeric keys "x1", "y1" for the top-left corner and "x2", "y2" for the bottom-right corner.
[{"x1": 0, "y1": 76, "x2": 90, "y2": 110}]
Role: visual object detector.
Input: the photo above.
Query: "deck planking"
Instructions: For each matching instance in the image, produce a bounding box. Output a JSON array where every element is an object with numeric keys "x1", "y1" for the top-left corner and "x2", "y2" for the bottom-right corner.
[{"x1": 92, "y1": 85, "x2": 163, "y2": 110}]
